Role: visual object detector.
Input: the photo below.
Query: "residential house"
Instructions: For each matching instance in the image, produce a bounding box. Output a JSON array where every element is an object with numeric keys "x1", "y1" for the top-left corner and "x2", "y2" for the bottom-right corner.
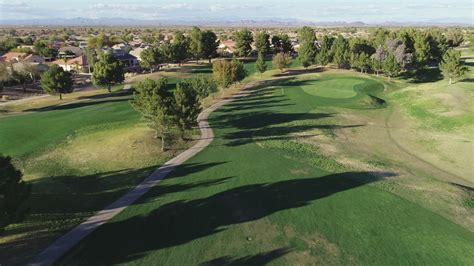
[
  {"x1": 217, "y1": 40, "x2": 236, "y2": 56},
  {"x1": 51, "y1": 55, "x2": 89, "y2": 73},
  {"x1": 113, "y1": 53, "x2": 139, "y2": 70},
  {"x1": 58, "y1": 46, "x2": 83, "y2": 59},
  {"x1": 0, "y1": 52, "x2": 45, "y2": 64},
  {"x1": 129, "y1": 47, "x2": 149, "y2": 61},
  {"x1": 112, "y1": 43, "x2": 132, "y2": 53}
]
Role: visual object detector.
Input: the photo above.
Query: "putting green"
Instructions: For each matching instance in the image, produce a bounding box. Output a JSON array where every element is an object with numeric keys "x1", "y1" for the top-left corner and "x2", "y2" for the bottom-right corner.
[{"x1": 302, "y1": 78, "x2": 362, "y2": 98}]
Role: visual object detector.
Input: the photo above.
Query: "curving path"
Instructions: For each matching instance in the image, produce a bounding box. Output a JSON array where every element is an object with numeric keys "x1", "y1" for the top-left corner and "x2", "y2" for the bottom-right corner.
[{"x1": 28, "y1": 83, "x2": 257, "y2": 265}]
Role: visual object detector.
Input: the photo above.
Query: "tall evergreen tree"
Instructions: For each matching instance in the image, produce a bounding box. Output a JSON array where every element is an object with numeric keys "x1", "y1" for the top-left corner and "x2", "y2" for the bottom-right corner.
[
  {"x1": 297, "y1": 26, "x2": 317, "y2": 69},
  {"x1": 331, "y1": 36, "x2": 349, "y2": 68},
  {"x1": 439, "y1": 49, "x2": 468, "y2": 84},
  {"x1": 413, "y1": 32, "x2": 431, "y2": 67},
  {"x1": 212, "y1": 60, "x2": 233, "y2": 90},
  {"x1": 189, "y1": 26, "x2": 203, "y2": 62},
  {"x1": 130, "y1": 78, "x2": 174, "y2": 150},
  {"x1": 383, "y1": 53, "x2": 401, "y2": 81},
  {"x1": 231, "y1": 57, "x2": 247, "y2": 83},
  {"x1": 174, "y1": 80, "x2": 202, "y2": 139},
  {"x1": 256, "y1": 52, "x2": 267, "y2": 74},
  {"x1": 316, "y1": 35, "x2": 335, "y2": 66},
  {"x1": 255, "y1": 31, "x2": 271, "y2": 55},
  {"x1": 234, "y1": 29, "x2": 254, "y2": 56}
]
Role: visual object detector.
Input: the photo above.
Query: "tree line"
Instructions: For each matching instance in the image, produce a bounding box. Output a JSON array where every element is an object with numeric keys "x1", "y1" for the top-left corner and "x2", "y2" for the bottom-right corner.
[{"x1": 291, "y1": 27, "x2": 467, "y2": 81}]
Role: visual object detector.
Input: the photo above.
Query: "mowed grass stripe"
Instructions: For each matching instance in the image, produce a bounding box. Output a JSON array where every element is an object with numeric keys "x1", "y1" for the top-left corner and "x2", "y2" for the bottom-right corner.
[{"x1": 60, "y1": 75, "x2": 474, "y2": 265}]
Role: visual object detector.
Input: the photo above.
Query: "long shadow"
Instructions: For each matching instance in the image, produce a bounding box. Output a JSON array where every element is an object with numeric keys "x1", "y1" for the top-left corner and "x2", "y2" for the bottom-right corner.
[
  {"x1": 24, "y1": 98, "x2": 130, "y2": 112},
  {"x1": 459, "y1": 78, "x2": 474, "y2": 83},
  {"x1": 77, "y1": 89, "x2": 132, "y2": 100},
  {"x1": 0, "y1": 162, "x2": 226, "y2": 265},
  {"x1": 200, "y1": 248, "x2": 293, "y2": 265},
  {"x1": 272, "y1": 67, "x2": 325, "y2": 77},
  {"x1": 60, "y1": 171, "x2": 395, "y2": 264},
  {"x1": 399, "y1": 68, "x2": 443, "y2": 83}
]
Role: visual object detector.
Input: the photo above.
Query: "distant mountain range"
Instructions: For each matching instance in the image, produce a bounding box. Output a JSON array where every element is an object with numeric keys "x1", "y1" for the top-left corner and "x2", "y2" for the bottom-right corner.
[{"x1": 0, "y1": 18, "x2": 471, "y2": 27}]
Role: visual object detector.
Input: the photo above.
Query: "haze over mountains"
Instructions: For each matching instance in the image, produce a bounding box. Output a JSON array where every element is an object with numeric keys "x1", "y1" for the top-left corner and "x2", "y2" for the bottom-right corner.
[{"x1": 0, "y1": 17, "x2": 471, "y2": 27}]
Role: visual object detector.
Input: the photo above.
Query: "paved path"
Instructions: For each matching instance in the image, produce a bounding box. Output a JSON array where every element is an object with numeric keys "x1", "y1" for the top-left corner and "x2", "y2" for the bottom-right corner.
[{"x1": 28, "y1": 83, "x2": 256, "y2": 265}]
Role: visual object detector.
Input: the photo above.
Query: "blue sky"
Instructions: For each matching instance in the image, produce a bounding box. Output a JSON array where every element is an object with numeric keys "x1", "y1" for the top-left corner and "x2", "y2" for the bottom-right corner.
[{"x1": 0, "y1": 0, "x2": 471, "y2": 23}]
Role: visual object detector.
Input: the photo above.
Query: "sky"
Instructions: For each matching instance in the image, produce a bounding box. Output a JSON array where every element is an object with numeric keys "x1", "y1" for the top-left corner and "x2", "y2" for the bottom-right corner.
[{"x1": 0, "y1": 0, "x2": 472, "y2": 23}]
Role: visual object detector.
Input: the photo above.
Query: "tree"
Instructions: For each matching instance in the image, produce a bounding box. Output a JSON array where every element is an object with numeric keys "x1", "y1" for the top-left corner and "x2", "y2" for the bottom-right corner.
[
  {"x1": 140, "y1": 47, "x2": 161, "y2": 73},
  {"x1": 230, "y1": 57, "x2": 247, "y2": 83},
  {"x1": 189, "y1": 26, "x2": 203, "y2": 62},
  {"x1": 297, "y1": 26, "x2": 317, "y2": 69},
  {"x1": 83, "y1": 47, "x2": 97, "y2": 72},
  {"x1": 371, "y1": 45, "x2": 387, "y2": 76},
  {"x1": 11, "y1": 69, "x2": 31, "y2": 93},
  {"x1": 358, "y1": 53, "x2": 371, "y2": 73},
  {"x1": 446, "y1": 29, "x2": 464, "y2": 47},
  {"x1": 159, "y1": 42, "x2": 174, "y2": 64},
  {"x1": 256, "y1": 52, "x2": 267, "y2": 74},
  {"x1": 172, "y1": 31, "x2": 190, "y2": 65},
  {"x1": 0, "y1": 154, "x2": 30, "y2": 228},
  {"x1": 189, "y1": 75, "x2": 218, "y2": 99},
  {"x1": 272, "y1": 52, "x2": 293, "y2": 73},
  {"x1": 212, "y1": 60, "x2": 233, "y2": 90},
  {"x1": 40, "y1": 64, "x2": 73, "y2": 100},
  {"x1": 372, "y1": 28, "x2": 390, "y2": 47},
  {"x1": 255, "y1": 31, "x2": 271, "y2": 55},
  {"x1": 439, "y1": 49, "x2": 468, "y2": 84},
  {"x1": 331, "y1": 36, "x2": 349, "y2": 68},
  {"x1": 272, "y1": 34, "x2": 293, "y2": 54},
  {"x1": 33, "y1": 39, "x2": 57, "y2": 58},
  {"x1": 386, "y1": 38, "x2": 412, "y2": 69},
  {"x1": 0, "y1": 62, "x2": 11, "y2": 92},
  {"x1": 201, "y1": 30, "x2": 218, "y2": 63},
  {"x1": 174, "y1": 80, "x2": 202, "y2": 139},
  {"x1": 383, "y1": 53, "x2": 401, "y2": 81},
  {"x1": 316, "y1": 35, "x2": 334, "y2": 66},
  {"x1": 212, "y1": 59, "x2": 247, "y2": 92},
  {"x1": 234, "y1": 28, "x2": 253, "y2": 57},
  {"x1": 92, "y1": 52, "x2": 124, "y2": 92},
  {"x1": 413, "y1": 32, "x2": 431, "y2": 67},
  {"x1": 130, "y1": 78, "x2": 174, "y2": 151}
]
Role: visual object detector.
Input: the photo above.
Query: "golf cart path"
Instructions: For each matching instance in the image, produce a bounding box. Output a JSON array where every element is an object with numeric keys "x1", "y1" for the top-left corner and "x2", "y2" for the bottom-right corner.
[{"x1": 28, "y1": 82, "x2": 257, "y2": 265}]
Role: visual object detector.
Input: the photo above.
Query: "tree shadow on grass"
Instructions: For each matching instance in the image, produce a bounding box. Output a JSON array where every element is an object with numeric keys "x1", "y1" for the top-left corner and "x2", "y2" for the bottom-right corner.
[
  {"x1": 399, "y1": 68, "x2": 443, "y2": 83},
  {"x1": 24, "y1": 98, "x2": 130, "y2": 113},
  {"x1": 272, "y1": 67, "x2": 325, "y2": 77},
  {"x1": 200, "y1": 247, "x2": 293, "y2": 266},
  {"x1": 59, "y1": 171, "x2": 395, "y2": 264},
  {"x1": 0, "y1": 162, "x2": 227, "y2": 265}
]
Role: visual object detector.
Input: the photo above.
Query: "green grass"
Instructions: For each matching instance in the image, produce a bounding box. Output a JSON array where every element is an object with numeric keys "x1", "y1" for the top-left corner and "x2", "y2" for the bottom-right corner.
[
  {"x1": 0, "y1": 94, "x2": 137, "y2": 157},
  {"x1": 0, "y1": 69, "x2": 201, "y2": 264},
  {"x1": 59, "y1": 74, "x2": 474, "y2": 265}
]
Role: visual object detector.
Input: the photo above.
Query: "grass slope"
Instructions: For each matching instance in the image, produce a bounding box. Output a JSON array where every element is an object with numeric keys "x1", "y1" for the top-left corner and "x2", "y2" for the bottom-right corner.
[
  {"x1": 60, "y1": 74, "x2": 474, "y2": 265},
  {"x1": 0, "y1": 60, "x2": 280, "y2": 264}
]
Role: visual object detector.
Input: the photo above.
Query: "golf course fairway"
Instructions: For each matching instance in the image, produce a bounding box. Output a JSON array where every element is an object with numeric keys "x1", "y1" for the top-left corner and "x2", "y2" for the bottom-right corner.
[{"x1": 59, "y1": 74, "x2": 474, "y2": 265}]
